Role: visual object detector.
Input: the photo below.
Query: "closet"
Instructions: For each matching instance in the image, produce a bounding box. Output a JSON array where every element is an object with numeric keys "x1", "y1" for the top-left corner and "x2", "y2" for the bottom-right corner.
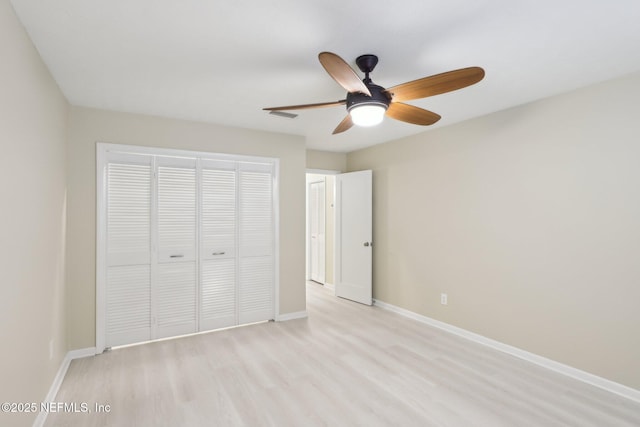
[{"x1": 96, "y1": 144, "x2": 276, "y2": 350}]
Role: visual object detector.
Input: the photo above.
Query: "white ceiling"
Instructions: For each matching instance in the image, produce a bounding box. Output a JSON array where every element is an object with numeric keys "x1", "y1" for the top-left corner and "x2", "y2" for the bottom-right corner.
[{"x1": 10, "y1": 0, "x2": 640, "y2": 152}]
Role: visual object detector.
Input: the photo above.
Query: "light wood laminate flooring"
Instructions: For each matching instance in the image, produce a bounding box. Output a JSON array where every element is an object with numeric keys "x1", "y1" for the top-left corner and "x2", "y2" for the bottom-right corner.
[{"x1": 46, "y1": 282, "x2": 640, "y2": 426}]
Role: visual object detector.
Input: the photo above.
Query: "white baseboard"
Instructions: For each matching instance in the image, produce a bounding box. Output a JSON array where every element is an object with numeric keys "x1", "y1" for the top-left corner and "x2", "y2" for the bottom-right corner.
[
  {"x1": 67, "y1": 347, "x2": 97, "y2": 360},
  {"x1": 373, "y1": 299, "x2": 640, "y2": 404},
  {"x1": 276, "y1": 310, "x2": 308, "y2": 321},
  {"x1": 33, "y1": 347, "x2": 97, "y2": 427}
]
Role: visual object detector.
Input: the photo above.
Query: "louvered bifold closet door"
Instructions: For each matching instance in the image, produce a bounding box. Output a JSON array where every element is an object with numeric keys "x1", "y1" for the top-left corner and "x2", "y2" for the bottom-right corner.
[
  {"x1": 238, "y1": 162, "x2": 275, "y2": 324},
  {"x1": 200, "y1": 160, "x2": 237, "y2": 331},
  {"x1": 155, "y1": 157, "x2": 198, "y2": 339},
  {"x1": 105, "y1": 154, "x2": 152, "y2": 347}
]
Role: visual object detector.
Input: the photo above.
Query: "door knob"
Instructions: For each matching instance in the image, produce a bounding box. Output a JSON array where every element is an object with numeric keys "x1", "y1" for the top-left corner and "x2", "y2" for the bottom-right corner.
[{"x1": 364, "y1": 242, "x2": 372, "y2": 247}]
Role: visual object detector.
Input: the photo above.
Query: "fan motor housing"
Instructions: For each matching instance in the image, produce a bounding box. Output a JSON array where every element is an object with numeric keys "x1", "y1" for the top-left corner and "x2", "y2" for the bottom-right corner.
[{"x1": 346, "y1": 83, "x2": 391, "y2": 111}]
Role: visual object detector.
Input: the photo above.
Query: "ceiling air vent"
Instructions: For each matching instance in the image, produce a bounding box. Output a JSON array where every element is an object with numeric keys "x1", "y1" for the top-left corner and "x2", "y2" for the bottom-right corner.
[{"x1": 269, "y1": 111, "x2": 298, "y2": 119}]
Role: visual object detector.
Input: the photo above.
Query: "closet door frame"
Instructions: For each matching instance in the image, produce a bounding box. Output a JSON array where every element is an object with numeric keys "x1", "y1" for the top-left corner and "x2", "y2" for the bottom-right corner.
[{"x1": 96, "y1": 143, "x2": 280, "y2": 353}]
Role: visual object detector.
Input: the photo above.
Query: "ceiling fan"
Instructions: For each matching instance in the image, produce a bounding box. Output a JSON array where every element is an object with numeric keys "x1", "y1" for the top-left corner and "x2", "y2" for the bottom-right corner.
[{"x1": 264, "y1": 52, "x2": 485, "y2": 134}]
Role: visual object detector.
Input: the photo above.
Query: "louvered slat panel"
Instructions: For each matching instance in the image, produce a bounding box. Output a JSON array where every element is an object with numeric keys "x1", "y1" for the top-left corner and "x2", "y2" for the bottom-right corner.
[
  {"x1": 156, "y1": 262, "x2": 197, "y2": 338},
  {"x1": 156, "y1": 161, "x2": 197, "y2": 338},
  {"x1": 239, "y1": 256, "x2": 274, "y2": 323},
  {"x1": 238, "y1": 165, "x2": 274, "y2": 323},
  {"x1": 107, "y1": 163, "x2": 151, "y2": 266},
  {"x1": 200, "y1": 165, "x2": 236, "y2": 330},
  {"x1": 201, "y1": 168, "x2": 236, "y2": 258},
  {"x1": 200, "y1": 258, "x2": 236, "y2": 330},
  {"x1": 239, "y1": 170, "x2": 273, "y2": 257},
  {"x1": 158, "y1": 165, "x2": 196, "y2": 261},
  {"x1": 106, "y1": 264, "x2": 151, "y2": 346},
  {"x1": 105, "y1": 158, "x2": 152, "y2": 347}
]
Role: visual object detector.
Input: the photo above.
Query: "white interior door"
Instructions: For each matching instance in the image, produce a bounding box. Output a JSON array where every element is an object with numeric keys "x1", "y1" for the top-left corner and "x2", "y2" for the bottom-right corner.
[
  {"x1": 238, "y1": 163, "x2": 275, "y2": 324},
  {"x1": 104, "y1": 154, "x2": 153, "y2": 347},
  {"x1": 335, "y1": 170, "x2": 372, "y2": 305},
  {"x1": 200, "y1": 159, "x2": 237, "y2": 331},
  {"x1": 155, "y1": 156, "x2": 198, "y2": 339},
  {"x1": 309, "y1": 180, "x2": 326, "y2": 284}
]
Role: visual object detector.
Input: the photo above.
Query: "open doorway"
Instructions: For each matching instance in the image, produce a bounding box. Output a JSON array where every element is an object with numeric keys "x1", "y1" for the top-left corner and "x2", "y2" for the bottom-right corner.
[
  {"x1": 306, "y1": 169, "x2": 373, "y2": 304},
  {"x1": 306, "y1": 171, "x2": 338, "y2": 290}
]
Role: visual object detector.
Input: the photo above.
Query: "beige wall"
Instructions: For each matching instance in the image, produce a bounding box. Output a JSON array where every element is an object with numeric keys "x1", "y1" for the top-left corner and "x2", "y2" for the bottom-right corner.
[
  {"x1": 348, "y1": 71, "x2": 640, "y2": 390},
  {"x1": 66, "y1": 107, "x2": 306, "y2": 350},
  {"x1": 0, "y1": 1, "x2": 69, "y2": 426},
  {"x1": 306, "y1": 149, "x2": 347, "y2": 172}
]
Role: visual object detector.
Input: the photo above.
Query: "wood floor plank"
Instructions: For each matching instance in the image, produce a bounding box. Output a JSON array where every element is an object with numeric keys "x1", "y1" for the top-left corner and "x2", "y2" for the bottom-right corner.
[{"x1": 46, "y1": 282, "x2": 640, "y2": 426}]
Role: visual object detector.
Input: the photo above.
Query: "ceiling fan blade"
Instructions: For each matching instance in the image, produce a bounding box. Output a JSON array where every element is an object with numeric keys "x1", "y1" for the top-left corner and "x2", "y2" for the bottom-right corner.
[
  {"x1": 386, "y1": 102, "x2": 441, "y2": 126},
  {"x1": 319, "y1": 52, "x2": 371, "y2": 96},
  {"x1": 332, "y1": 115, "x2": 354, "y2": 134},
  {"x1": 263, "y1": 100, "x2": 346, "y2": 111},
  {"x1": 386, "y1": 67, "x2": 485, "y2": 102}
]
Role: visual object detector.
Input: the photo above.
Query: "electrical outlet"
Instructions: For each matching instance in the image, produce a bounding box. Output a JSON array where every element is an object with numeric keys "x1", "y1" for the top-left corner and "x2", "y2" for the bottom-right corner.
[{"x1": 440, "y1": 293, "x2": 448, "y2": 305}]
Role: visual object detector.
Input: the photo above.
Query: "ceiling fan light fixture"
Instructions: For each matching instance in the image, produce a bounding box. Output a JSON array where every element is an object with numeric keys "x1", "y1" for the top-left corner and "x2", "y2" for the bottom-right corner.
[
  {"x1": 346, "y1": 82, "x2": 390, "y2": 128},
  {"x1": 264, "y1": 52, "x2": 485, "y2": 135},
  {"x1": 348, "y1": 103, "x2": 387, "y2": 127}
]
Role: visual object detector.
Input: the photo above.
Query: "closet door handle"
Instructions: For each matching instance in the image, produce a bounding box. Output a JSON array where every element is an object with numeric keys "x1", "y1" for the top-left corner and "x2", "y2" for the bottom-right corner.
[
  {"x1": 212, "y1": 251, "x2": 226, "y2": 256},
  {"x1": 170, "y1": 254, "x2": 184, "y2": 258}
]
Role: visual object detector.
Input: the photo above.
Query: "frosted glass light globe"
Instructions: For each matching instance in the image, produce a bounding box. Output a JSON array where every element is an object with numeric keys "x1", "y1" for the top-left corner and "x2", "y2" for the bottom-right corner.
[{"x1": 349, "y1": 104, "x2": 386, "y2": 127}]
